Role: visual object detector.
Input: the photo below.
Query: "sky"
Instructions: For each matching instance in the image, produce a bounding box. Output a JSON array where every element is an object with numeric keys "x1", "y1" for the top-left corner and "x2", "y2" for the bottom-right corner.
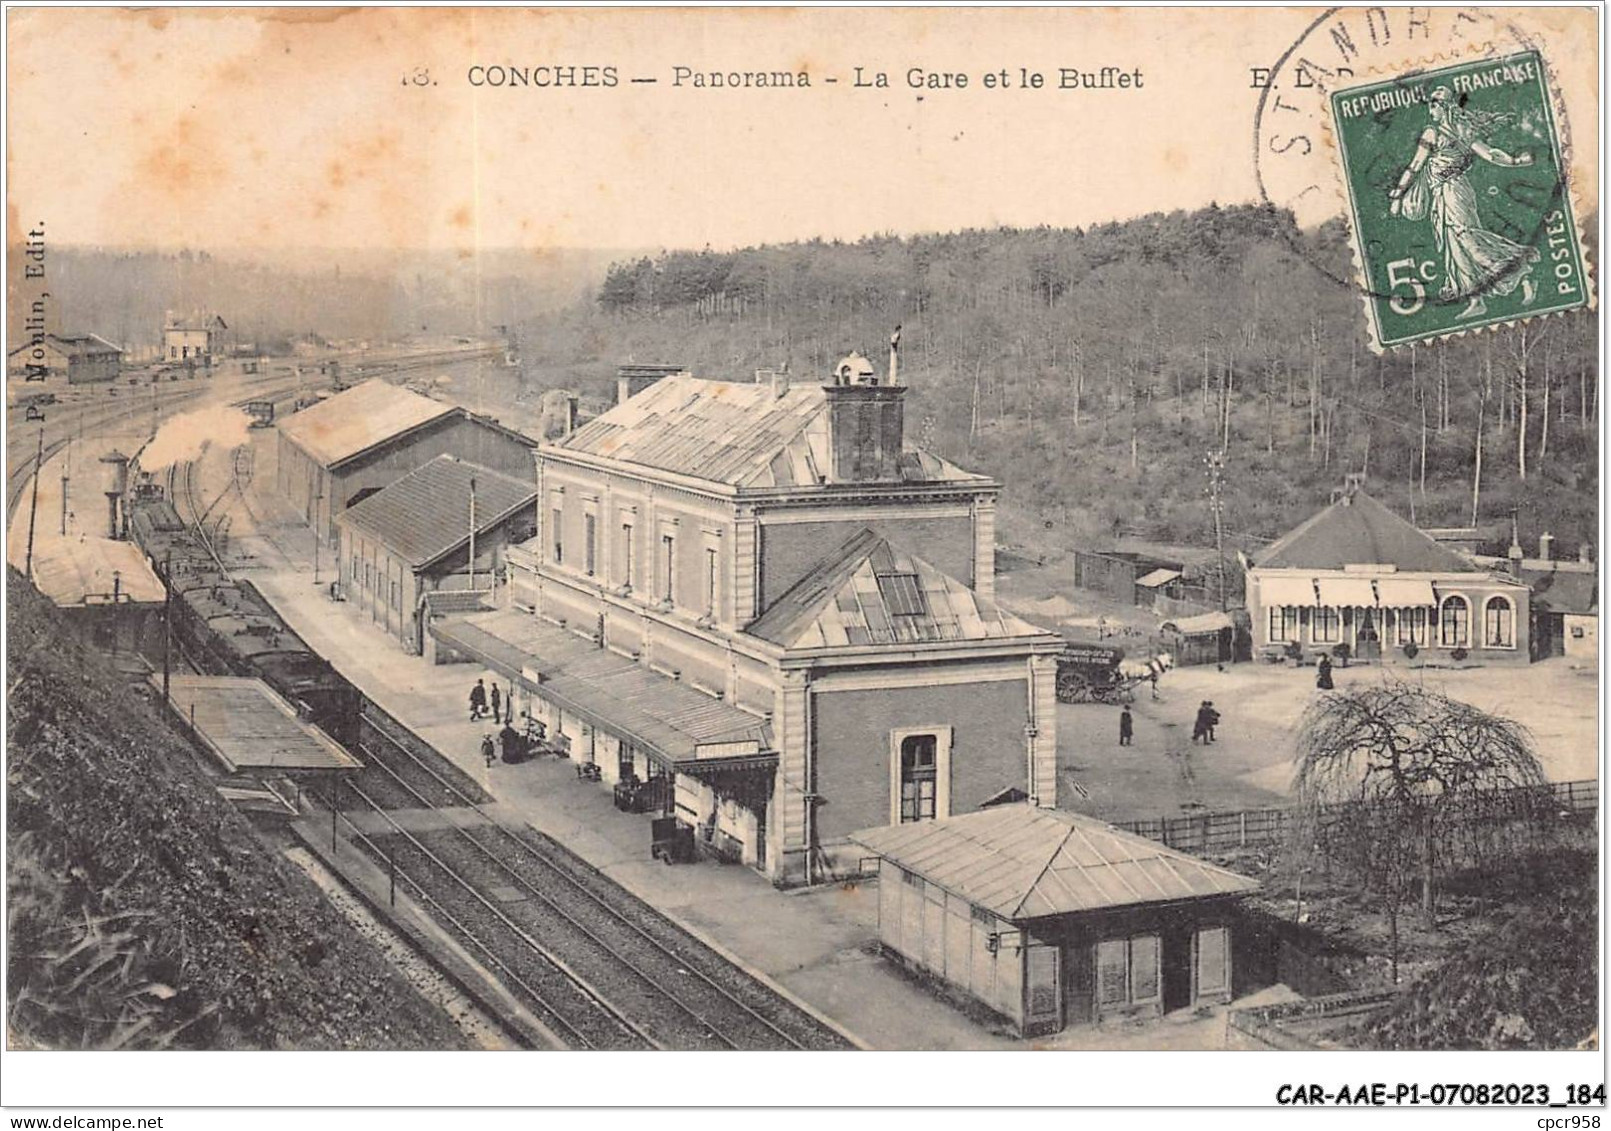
[{"x1": 6, "y1": 6, "x2": 1600, "y2": 254}]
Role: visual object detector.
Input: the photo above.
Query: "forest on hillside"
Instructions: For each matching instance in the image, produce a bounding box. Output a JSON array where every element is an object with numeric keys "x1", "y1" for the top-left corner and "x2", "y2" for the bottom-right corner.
[
  {"x1": 15, "y1": 246, "x2": 621, "y2": 354},
  {"x1": 516, "y1": 204, "x2": 1600, "y2": 558}
]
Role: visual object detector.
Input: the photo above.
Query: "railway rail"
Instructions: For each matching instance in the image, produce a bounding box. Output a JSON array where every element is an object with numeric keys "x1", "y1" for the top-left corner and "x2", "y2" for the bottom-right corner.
[{"x1": 347, "y1": 709, "x2": 855, "y2": 1051}]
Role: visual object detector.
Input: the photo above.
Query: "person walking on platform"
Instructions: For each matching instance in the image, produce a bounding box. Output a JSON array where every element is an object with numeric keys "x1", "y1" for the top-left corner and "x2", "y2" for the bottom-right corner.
[
  {"x1": 469, "y1": 678, "x2": 487, "y2": 721},
  {"x1": 490, "y1": 683, "x2": 502, "y2": 725},
  {"x1": 499, "y1": 721, "x2": 522, "y2": 764},
  {"x1": 481, "y1": 733, "x2": 496, "y2": 768},
  {"x1": 1205, "y1": 701, "x2": 1221, "y2": 743},
  {"x1": 1118, "y1": 706, "x2": 1134, "y2": 746},
  {"x1": 1192, "y1": 701, "x2": 1210, "y2": 744},
  {"x1": 1316, "y1": 653, "x2": 1335, "y2": 691}
]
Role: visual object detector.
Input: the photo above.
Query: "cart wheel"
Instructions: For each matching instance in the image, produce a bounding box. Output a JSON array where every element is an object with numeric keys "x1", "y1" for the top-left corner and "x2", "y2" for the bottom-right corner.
[{"x1": 661, "y1": 853, "x2": 675, "y2": 865}]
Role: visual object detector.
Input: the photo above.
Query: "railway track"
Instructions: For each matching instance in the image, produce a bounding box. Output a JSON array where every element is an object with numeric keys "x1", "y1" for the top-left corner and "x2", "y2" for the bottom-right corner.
[{"x1": 349, "y1": 710, "x2": 855, "y2": 1051}]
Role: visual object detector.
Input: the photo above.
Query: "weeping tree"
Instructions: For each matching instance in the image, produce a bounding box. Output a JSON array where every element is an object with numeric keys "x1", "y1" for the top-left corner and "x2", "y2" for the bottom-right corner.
[{"x1": 1291, "y1": 679, "x2": 1545, "y2": 945}]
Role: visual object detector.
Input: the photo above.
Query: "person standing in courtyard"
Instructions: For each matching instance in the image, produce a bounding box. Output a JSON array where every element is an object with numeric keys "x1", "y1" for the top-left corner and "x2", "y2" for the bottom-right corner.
[
  {"x1": 1205, "y1": 701, "x2": 1221, "y2": 743},
  {"x1": 1192, "y1": 701, "x2": 1210, "y2": 744},
  {"x1": 490, "y1": 682, "x2": 502, "y2": 725},
  {"x1": 1316, "y1": 653, "x2": 1335, "y2": 691},
  {"x1": 1118, "y1": 705, "x2": 1134, "y2": 746},
  {"x1": 469, "y1": 678, "x2": 487, "y2": 720}
]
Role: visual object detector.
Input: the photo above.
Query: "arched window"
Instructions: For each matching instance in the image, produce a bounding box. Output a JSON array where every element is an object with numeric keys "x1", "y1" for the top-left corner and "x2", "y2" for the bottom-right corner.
[
  {"x1": 1439, "y1": 594, "x2": 1470, "y2": 647},
  {"x1": 1484, "y1": 595, "x2": 1515, "y2": 648}
]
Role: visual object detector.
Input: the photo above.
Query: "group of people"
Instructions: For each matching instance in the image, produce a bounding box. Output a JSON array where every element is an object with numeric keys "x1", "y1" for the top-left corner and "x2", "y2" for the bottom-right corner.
[
  {"x1": 1116, "y1": 700, "x2": 1223, "y2": 746},
  {"x1": 468, "y1": 677, "x2": 513, "y2": 725},
  {"x1": 1190, "y1": 701, "x2": 1221, "y2": 745}
]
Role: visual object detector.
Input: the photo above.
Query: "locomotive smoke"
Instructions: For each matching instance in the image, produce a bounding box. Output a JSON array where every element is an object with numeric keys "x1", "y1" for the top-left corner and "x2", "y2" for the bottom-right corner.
[{"x1": 140, "y1": 404, "x2": 253, "y2": 470}]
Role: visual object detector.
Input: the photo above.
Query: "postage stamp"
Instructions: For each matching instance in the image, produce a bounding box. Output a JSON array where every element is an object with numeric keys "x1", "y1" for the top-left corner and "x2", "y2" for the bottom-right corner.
[{"x1": 1329, "y1": 48, "x2": 1591, "y2": 350}]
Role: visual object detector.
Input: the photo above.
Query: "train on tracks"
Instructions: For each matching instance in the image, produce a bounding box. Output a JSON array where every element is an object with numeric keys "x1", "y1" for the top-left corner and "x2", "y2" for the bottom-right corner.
[{"x1": 126, "y1": 487, "x2": 359, "y2": 745}]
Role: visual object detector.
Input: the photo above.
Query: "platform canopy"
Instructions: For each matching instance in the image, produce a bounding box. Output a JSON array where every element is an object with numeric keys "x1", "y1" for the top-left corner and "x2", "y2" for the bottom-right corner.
[
  {"x1": 853, "y1": 805, "x2": 1258, "y2": 924},
  {"x1": 156, "y1": 675, "x2": 361, "y2": 772},
  {"x1": 431, "y1": 610, "x2": 774, "y2": 774},
  {"x1": 1255, "y1": 574, "x2": 1319, "y2": 607}
]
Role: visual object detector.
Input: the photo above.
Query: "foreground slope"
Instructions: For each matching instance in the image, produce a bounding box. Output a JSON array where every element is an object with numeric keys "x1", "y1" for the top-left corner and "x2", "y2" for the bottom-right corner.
[{"x1": 5, "y1": 567, "x2": 468, "y2": 1050}]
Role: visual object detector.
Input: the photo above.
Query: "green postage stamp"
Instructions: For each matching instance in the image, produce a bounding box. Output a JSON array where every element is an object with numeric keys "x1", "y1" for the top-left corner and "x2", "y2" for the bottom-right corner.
[{"x1": 1329, "y1": 49, "x2": 1591, "y2": 350}]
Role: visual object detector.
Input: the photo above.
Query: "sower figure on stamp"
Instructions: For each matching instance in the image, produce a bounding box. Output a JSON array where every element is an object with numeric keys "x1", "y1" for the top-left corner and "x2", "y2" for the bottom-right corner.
[{"x1": 1389, "y1": 86, "x2": 1539, "y2": 320}]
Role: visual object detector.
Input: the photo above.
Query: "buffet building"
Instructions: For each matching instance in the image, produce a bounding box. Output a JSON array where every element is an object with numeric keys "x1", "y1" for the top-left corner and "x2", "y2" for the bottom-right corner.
[{"x1": 433, "y1": 356, "x2": 1063, "y2": 886}]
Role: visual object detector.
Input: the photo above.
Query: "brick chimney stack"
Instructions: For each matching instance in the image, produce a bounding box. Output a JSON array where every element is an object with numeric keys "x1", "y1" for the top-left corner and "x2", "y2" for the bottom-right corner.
[{"x1": 824, "y1": 351, "x2": 905, "y2": 482}]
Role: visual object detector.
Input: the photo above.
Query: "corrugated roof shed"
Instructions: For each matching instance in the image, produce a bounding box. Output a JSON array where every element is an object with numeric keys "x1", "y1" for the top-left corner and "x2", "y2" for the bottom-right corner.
[
  {"x1": 277, "y1": 378, "x2": 457, "y2": 469},
  {"x1": 9, "y1": 332, "x2": 122, "y2": 359},
  {"x1": 1257, "y1": 491, "x2": 1479, "y2": 573},
  {"x1": 432, "y1": 609, "x2": 772, "y2": 765},
  {"x1": 745, "y1": 528, "x2": 1057, "y2": 650},
  {"x1": 557, "y1": 374, "x2": 984, "y2": 489},
  {"x1": 853, "y1": 805, "x2": 1259, "y2": 922},
  {"x1": 337, "y1": 456, "x2": 534, "y2": 569}
]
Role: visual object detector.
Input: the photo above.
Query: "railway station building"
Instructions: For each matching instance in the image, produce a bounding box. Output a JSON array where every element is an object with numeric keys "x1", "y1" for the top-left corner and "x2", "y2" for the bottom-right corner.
[
  {"x1": 431, "y1": 357, "x2": 1064, "y2": 886},
  {"x1": 1246, "y1": 482, "x2": 1532, "y2": 665},
  {"x1": 853, "y1": 805, "x2": 1260, "y2": 1037},
  {"x1": 335, "y1": 456, "x2": 537, "y2": 653},
  {"x1": 275, "y1": 378, "x2": 537, "y2": 546}
]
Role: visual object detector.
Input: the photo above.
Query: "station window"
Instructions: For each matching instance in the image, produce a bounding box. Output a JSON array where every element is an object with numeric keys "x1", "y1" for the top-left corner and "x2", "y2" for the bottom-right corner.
[
  {"x1": 351, "y1": 555, "x2": 359, "y2": 581},
  {"x1": 551, "y1": 507, "x2": 564, "y2": 565},
  {"x1": 1440, "y1": 595, "x2": 1470, "y2": 647},
  {"x1": 1312, "y1": 606, "x2": 1340, "y2": 643},
  {"x1": 619, "y1": 523, "x2": 633, "y2": 589},
  {"x1": 584, "y1": 514, "x2": 597, "y2": 577},
  {"x1": 1484, "y1": 595, "x2": 1514, "y2": 648},
  {"x1": 1267, "y1": 606, "x2": 1298, "y2": 643},
  {"x1": 659, "y1": 534, "x2": 676, "y2": 604},
  {"x1": 704, "y1": 547, "x2": 719, "y2": 617},
  {"x1": 898, "y1": 734, "x2": 938, "y2": 823},
  {"x1": 1096, "y1": 935, "x2": 1161, "y2": 1011},
  {"x1": 389, "y1": 579, "x2": 398, "y2": 609},
  {"x1": 1395, "y1": 606, "x2": 1429, "y2": 646}
]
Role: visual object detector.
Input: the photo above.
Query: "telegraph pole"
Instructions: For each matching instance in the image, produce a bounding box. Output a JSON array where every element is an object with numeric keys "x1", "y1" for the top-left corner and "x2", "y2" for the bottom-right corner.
[
  {"x1": 161, "y1": 551, "x2": 173, "y2": 704},
  {"x1": 1206, "y1": 450, "x2": 1227, "y2": 611},
  {"x1": 24, "y1": 418, "x2": 45, "y2": 579},
  {"x1": 467, "y1": 476, "x2": 477, "y2": 590}
]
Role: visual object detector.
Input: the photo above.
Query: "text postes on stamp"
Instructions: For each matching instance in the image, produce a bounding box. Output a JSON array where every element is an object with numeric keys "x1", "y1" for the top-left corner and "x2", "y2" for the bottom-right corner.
[{"x1": 1329, "y1": 49, "x2": 1590, "y2": 351}]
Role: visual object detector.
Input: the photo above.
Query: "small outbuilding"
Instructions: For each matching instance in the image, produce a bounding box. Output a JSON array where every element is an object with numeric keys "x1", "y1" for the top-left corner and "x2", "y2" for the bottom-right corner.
[
  {"x1": 853, "y1": 805, "x2": 1259, "y2": 1037},
  {"x1": 7, "y1": 332, "x2": 122, "y2": 384},
  {"x1": 335, "y1": 456, "x2": 537, "y2": 653},
  {"x1": 1161, "y1": 609, "x2": 1239, "y2": 666}
]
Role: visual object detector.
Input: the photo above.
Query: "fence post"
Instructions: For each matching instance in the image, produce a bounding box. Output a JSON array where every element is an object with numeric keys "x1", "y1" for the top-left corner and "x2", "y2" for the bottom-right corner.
[{"x1": 1240, "y1": 811, "x2": 1247, "y2": 847}]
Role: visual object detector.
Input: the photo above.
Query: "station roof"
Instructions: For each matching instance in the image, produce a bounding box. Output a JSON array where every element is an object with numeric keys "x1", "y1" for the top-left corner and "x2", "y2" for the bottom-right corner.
[
  {"x1": 155, "y1": 675, "x2": 361, "y2": 772},
  {"x1": 853, "y1": 805, "x2": 1259, "y2": 923},
  {"x1": 7, "y1": 332, "x2": 123, "y2": 360},
  {"x1": 276, "y1": 378, "x2": 457, "y2": 469},
  {"x1": 430, "y1": 609, "x2": 772, "y2": 769},
  {"x1": 1135, "y1": 567, "x2": 1183, "y2": 588},
  {"x1": 556, "y1": 373, "x2": 983, "y2": 490},
  {"x1": 746, "y1": 528, "x2": 1057, "y2": 651},
  {"x1": 336, "y1": 456, "x2": 535, "y2": 570},
  {"x1": 1256, "y1": 491, "x2": 1478, "y2": 574}
]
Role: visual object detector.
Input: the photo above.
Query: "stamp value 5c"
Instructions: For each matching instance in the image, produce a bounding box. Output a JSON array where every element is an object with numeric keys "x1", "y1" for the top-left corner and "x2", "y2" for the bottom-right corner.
[{"x1": 1329, "y1": 49, "x2": 1591, "y2": 350}]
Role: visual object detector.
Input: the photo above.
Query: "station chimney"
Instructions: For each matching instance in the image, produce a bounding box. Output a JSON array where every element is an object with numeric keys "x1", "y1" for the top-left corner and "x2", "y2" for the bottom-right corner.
[{"x1": 823, "y1": 350, "x2": 906, "y2": 482}]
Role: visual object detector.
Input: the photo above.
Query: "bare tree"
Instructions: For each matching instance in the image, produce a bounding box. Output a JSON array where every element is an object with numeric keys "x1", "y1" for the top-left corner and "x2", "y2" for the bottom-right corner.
[{"x1": 1292, "y1": 678, "x2": 1545, "y2": 929}]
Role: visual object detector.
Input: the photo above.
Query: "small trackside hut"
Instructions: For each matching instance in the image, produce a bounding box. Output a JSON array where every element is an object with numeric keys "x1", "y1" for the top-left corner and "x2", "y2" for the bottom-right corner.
[{"x1": 853, "y1": 805, "x2": 1259, "y2": 1037}]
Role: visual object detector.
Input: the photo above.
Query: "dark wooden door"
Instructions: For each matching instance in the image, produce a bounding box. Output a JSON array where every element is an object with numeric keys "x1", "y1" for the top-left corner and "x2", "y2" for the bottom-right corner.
[{"x1": 1062, "y1": 940, "x2": 1093, "y2": 1026}]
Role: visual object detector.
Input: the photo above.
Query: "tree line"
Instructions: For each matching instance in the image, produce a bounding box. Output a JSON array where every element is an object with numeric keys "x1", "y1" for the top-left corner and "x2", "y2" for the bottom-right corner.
[{"x1": 559, "y1": 203, "x2": 1600, "y2": 557}]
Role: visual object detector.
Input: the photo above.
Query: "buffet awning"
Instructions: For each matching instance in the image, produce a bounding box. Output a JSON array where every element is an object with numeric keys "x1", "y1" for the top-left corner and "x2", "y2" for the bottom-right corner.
[
  {"x1": 1316, "y1": 577, "x2": 1379, "y2": 607},
  {"x1": 1162, "y1": 610, "x2": 1235, "y2": 636},
  {"x1": 1375, "y1": 578, "x2": 1438, "y2": 607},
  {"x1": 1256, "y1": 575, "x2": 1318, "y2": 606}
]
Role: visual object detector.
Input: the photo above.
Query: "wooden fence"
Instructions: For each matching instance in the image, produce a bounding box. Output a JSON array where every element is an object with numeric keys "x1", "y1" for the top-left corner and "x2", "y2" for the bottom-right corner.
[{"x1": 1111, "y1": 778, "x2": 1598, "y2": 855}]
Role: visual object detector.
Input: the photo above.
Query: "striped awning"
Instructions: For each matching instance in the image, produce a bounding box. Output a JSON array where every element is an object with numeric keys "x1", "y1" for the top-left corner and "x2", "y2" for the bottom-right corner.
[
  {"x1": 1375, "y1": 577, "x2": 1438, "y2": 607},
  {"x1": 1256, "y1": 575, "x2": 1318, "y2": 606},
  {"x1": 1316, "y1": 577, "x2": 1379, "y2": 607}
]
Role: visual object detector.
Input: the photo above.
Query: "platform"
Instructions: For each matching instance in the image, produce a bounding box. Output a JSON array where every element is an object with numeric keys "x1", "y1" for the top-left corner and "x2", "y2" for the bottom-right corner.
[{"x1": 155, "y1": 674, "x2": 362, "y2": 773}]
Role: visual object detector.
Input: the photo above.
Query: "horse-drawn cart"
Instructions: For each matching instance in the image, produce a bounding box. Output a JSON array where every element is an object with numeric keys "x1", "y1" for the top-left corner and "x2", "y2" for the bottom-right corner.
[{"x1": 1055, "y1": 642, "x2": 1129, "y2": 704}]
